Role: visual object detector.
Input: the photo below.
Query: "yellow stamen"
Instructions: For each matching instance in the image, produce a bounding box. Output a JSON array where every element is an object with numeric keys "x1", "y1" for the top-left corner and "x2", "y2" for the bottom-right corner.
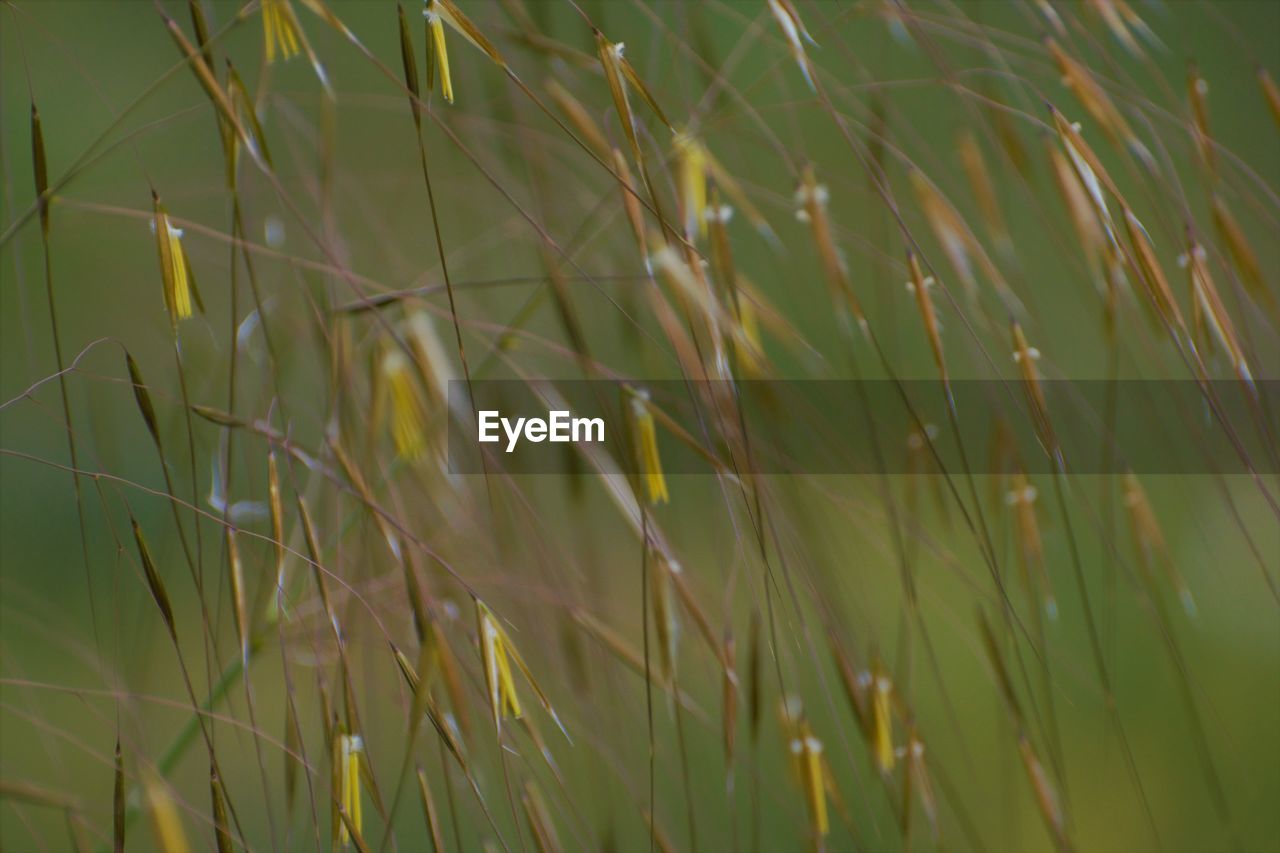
[
  {"x1": 628, "y1": 389, "x2": 668, "y2": 505},
  {"x1": 425, "y1": 1, "x2": 454, "y2": 103},
  {"x1": 651, "y1": 556, "x2": 680, "y2": 678},
  {"x1": 735, "y1": 296, "x2": 765, "y2": 377},
  {"x1": 144, "y1": 772, "x2": 191, "y2": 853},
  {"x1": 1211, "y1": 194, "x2": 1267, "y2": 304},
  {"x1": 674, "y1": 131, "x2": 708, "y2": 238},
  {"x1": 796, "y1": 728, "x2": 829, "y2": 836},
  {"x1": 383, "y1": 349, "x2": 427, "y2": 459},
  {"x1": 338, "y1": 734, "x2": 364, "y2": 847},
  {"x1": 1261, "y1": 68, "x2": 1280, "y2": 131},
  {"x1": 767, "y1": 0, "x2": 817, "y2": 90},
  {"x1": 478, "y1": 601, "x2": 523, "y2": 733},
  {"x1": 1122, "y1": 207, "x2": 1185, "y2": 331},
  {"x1": 263, "y1": 0, "x2": 302, "y2": 63},
  {"x1": 779, "y1": 698, "x2": 831, "y2": 838},
  {"x1": 872, "y1": 672, "x2": 895, "y2": 773},
  {"x1": 152, "y1": 198, "x2": 197, "y2": 324}
]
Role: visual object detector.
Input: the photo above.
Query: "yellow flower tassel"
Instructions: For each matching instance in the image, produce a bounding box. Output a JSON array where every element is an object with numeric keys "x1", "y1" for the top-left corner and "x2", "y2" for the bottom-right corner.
[
  {"x1": 383, "y1": 349, "x2": 428, "y2": 459},
  {"x1": 628, "y1": 388, "x2": 668, "y2": 505},
  {"x1": 424, "y1": 0, "x2": 454, "y2": 103},
  {"x1": 144, "y1": 770, "x2": 191, "y2": 853},
  {"x1": 152, "y1": 195, "x2": 200, "y2": 325},
  {"x1": 475, "y1": 600, "x2": 570, "y2": 741},
  {"x1": 780, "y1": 697, "x2": 833, "y2": 840},
  {"x1": 337, "y1": 733, "x2": 364, "y2": 848},
  {"x1": 263, "y1": 0, "x2": 302, "y2": 63},
  {"x1": 675, "y1": 131, "x2": 709, "y2": 239},
  {"x1": 478, "y1": 601, "x2": 523, "y2": 732},
  {"x1": 794, "y1": 724, "x2": 829, "y2": 837},
  {"x1": 872, "y1": 669, "x2": 895, "y2": 774}
]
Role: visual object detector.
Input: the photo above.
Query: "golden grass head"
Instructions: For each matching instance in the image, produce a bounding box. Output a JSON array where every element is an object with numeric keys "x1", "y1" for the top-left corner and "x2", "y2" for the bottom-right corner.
[
  {"x1": 477, "y1": 600, "x2": 523, "y2": 733},
  {"x1": 871, "y1": 667, "x2": 896, "y2": 774},
  {"x1": 626, "y1": 387, "x2": 669, "y2": 505},
  {"x1": 768, "y1": 0, "x2": 817, "y2": 91},
  {"x1": 382, "y1": 347, "x2": 429, "y2": 459},
  {"x1": 423, "y1": 0, "x2": 454, "y2": 103},
  {"x1": 336, "y1": 733, "x2": 364, "y2": 848},
  {"x1": 143, "y1": 770, "x2": 190, "y2": 853},
  {"x1": 151, "y1": 194, "x2": 201, "y2": 326},
  {"x1": 263, "y1": 0, "x2": 302, "y2": 64}
]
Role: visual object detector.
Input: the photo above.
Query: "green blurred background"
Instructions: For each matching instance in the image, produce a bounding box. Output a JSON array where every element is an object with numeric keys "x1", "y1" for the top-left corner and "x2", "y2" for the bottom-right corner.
[{"x1": 3, "y1": 1, "x2": 1279, "y2": 850}]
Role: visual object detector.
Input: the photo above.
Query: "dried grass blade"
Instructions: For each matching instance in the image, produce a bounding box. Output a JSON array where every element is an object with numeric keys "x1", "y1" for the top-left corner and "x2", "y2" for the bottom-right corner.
[
  {"x1": 1210, "y1": 194, "x2": 1270, "y2": 308},
  {"x1": 596, "y1": 33, "x2": 641, "y2": 163},
  {"x1": 284, "y1": 691, "x2": 302, "y2": 813},
  {"x1": 161, "y1": 11, "x2": 263, "y2": 165},
  {"x1": 187, "y1": 0, "x2": 215, "y2": 71},
  {"x1": 571, "y1": 609, "x2": 704, "y2": 717},
  {"x1": 125, "y1": 352, "x2": 162, "y2": 449},
  {"x1": 144, "y1": 771, "x2": 191, "y2": 853},
  {"x1": 521, "y1": 782, "x2": 562, "y2": 853},
  {"x1": 226, "y1": 62, "x2": 273, "y2": 169},
  {"x1": 416, "y1": 767, "x2": 445, "y2": 853},
  {"x1": 798, "y1": 165, "x2": 866, "y2": 332},
  {"x1": 436, "y1": 0, "x2": 507, "y2": 67},
  {"x1": 398, "y1": 3, "x2": 422, "y2": 128},
  {"x1": 1121, "y1": 207, "x2": 1186, "y2": 332},
  {"x1": 1260, "y1": 67, "x2": 1280, "y2": 130},
  {"x1": 30, "y1": 105, "x2": 50, "y2": 237},
  {"x1": 267, "y1": 452, "x2": 286, "y2": 596},
  {"x1": 907, "y1": 251, "x2": 948, "y2": 385},
  {"x1": 130, "y1": 516, "x2": 177, "y2": 641},
  {"x1": 767, "y1": 0, "x2": 817, "y2": 90},
  {"x1": 113, "y1": 739, "x2": 125, "y2": 853},
  {"x1": 296, "y1": 495, "x2": 339, "y2": 637},
  {"x1": 1011, "y1": 322, "x2": 1059, "y2": 462},
  {"x1": 494, "y1": 605, "x2": 570, "y2": 740},
  {"x1": 226, "y1": 528, "x2": 250, "y2": 664},
  {"x1": 722, "y1": 630, "x2": 738, "y2": 781},
  {"x1": 957, "y1": 131, "x2": 1009, "y2": 250},
  {"x1": 1187, "y1": 63, "x2": 1216, "y2": 174},
  {"x1": 394, "y1": 649, "x2": 468, "y2": 770},
  {"x1": 1184, "y1": 234, "x2": 1251, "y2": 385},
  {"x1": 546, "y1": 80, "x2": 610, "y2": 160},
  {"x1": 210, "y1": 764, "x2": 232, "y2": 853}
]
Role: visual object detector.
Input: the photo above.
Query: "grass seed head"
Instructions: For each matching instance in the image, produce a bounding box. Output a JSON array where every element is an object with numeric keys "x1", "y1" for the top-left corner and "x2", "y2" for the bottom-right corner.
[
  {"x1": 767, "y1": 0, "x2": 817, "y2": 91},
  {"x1": 546, "y1": 79, "x2": 611, "y2": 160},
  {"x1": 522, "y1": 781, "x2": 562, "y2": 853},
  {"x1": 151, "y1": 195, "x2": 201, "y2": 325},
  {"x1": 1122, "y1": 207, "x2": 1187, "y2": 332},
  {"x1": 382, "y1": 348, "x2": 428, "y2": 459},
  {"x1": 1183, "y1": 233, "x2": 1251, "y2": 384},
  {"x1": 130, "y1": 516, "x2": 177, "y2": 641},
  {"x1": 627, "y1": 387, "x2": 669, "y2": 505},
  {"x1": 906, "y1": 251, "x2": 947, "y2": 384},
  {"x1": 263, "y1": 0, "x2": 303, "y2": 63},
  {"x1": 477, "y1": 600, "x2": 523, "y2": 733},
  {"x1": 1210, "y1": 194, "x2": 1268, "y2": 304},
  {"x1": 423, "y1": 0, "x2": 454, "y2": 103},
  {"x1": 336, "y1": 733, "x2": 364, "y2": 848},
  {"x1": 1259, "y1": 66, "x2": 1280, "y2": 129},
  {"x1": 871, "y1": 666, "x2": 896, "y2": 774},
  {"x1": 143, "y1": 771, "x2": 190, "y2": 853},
  {"x1": 30, "y1": 104, "x2": 50, "y2": 237}
]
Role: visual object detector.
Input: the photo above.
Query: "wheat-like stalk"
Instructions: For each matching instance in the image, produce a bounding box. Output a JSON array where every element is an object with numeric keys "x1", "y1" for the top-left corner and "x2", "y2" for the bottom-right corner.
[{"x1": 2, "y1": 2, "x2": 1277, "y2": 851}]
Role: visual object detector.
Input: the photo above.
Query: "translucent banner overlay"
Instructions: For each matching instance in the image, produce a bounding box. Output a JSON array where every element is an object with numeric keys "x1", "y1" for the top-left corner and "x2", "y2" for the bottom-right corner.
[{"x1": 446, "y1": 380, "x2": 1279, "y2": 475}]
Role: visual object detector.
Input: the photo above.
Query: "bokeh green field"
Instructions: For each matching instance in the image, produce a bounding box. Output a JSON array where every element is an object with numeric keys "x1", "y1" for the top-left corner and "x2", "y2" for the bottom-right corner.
[{"x1": 3, "y1": 1, "x2": 1279, "y2": 851}]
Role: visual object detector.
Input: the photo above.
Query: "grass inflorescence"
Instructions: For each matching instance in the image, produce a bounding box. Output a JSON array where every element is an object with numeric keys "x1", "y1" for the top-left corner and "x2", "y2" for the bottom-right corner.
[{"x1": 1, "y1": 1, "x2": 1278, "y2": 851}]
